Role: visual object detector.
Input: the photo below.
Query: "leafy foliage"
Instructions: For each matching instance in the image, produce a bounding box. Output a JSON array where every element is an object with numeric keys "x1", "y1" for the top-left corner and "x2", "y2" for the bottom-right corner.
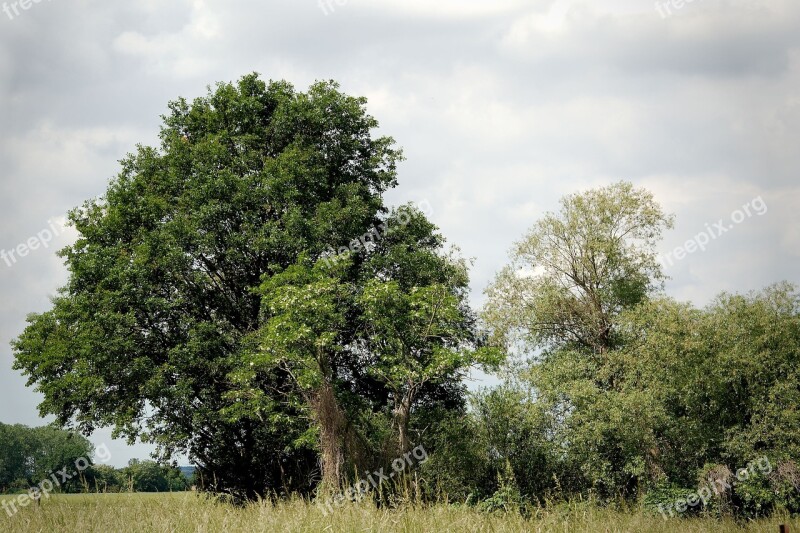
[
  {"x1": 481, "y1": 183, "x2": 800, "y2": 515},
  {"x1": 484, "y1": 181, "x2": 673, "y2": 356}
]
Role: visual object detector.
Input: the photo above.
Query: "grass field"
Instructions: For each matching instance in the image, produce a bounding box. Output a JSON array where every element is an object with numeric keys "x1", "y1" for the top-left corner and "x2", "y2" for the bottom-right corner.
[{"x1": 0, "y1": 492, "x2": 797, "y2": 532}]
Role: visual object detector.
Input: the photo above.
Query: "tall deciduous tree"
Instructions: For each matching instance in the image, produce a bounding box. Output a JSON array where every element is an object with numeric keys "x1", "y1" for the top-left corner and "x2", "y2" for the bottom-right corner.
[{"x1": 12, "y1": 73, "x2": 401, "y2": 499}]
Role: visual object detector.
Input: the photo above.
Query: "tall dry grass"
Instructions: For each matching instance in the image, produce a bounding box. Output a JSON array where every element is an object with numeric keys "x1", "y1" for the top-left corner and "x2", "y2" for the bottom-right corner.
[{"x1": 0, "y1": 492, "x2": 796, "y2": 532}]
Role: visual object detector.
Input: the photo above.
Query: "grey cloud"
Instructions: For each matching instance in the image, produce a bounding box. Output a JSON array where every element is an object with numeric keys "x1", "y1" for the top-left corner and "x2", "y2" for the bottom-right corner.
[{"x1": 0, "y1": 0, "x2": 797, "y2": 461}]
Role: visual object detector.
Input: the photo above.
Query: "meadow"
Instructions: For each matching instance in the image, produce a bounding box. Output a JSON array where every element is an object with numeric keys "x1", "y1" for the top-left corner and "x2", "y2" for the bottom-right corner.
[{"x1": 0, "y1": 493, "x2": 797, "y2": 533}]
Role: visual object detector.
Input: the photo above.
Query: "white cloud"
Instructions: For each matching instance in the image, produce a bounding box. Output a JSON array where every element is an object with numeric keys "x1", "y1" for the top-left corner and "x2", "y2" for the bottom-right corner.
[
  {"x1": 357, "y1": 0, "x2": 528, "y2": 18},
  {"x1": 112, "y1": 1, "x2": 220, "y2": 78}
]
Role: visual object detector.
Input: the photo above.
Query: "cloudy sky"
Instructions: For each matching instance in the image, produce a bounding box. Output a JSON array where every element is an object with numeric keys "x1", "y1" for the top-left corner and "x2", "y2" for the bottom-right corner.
[{"x1": 0, "y1": 0, "x2": 798, "y2": 466}]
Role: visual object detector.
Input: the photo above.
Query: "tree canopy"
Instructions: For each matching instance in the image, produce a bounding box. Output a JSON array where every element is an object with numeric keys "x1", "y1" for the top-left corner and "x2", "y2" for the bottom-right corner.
[
  {"x1": 484, "y1": 182, "x2": 674, "y2": 357},
  {"x1": 12, "y1": 73, "x2": 489, "y2": 500}
]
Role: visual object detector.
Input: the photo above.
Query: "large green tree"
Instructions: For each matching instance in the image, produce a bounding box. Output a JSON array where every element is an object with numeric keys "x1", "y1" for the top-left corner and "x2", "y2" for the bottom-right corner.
[{"x1": 12, "y1": 73, "x2": 402, "y2": 499}]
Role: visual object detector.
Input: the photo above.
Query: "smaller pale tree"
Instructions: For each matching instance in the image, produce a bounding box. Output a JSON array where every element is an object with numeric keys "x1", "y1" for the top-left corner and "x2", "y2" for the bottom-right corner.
[
  {"x1": 483, "y1": 181, "x2": 674, "y2": 359},
  {"x1": 357, "y1": 256, "x2": 502, "y2": 454},
  {"x1": 481, "y1": 182, "x2": 674, "y2": 497},
  {"x1": 229, "y1": 257, "x2": 354, "y2": 491},
  {"x1": 228, "y1": 206, "x2": 500, "y2": 490},
  {"x1": 343, "y1": 205, "x2": 504, "y2": 457}
]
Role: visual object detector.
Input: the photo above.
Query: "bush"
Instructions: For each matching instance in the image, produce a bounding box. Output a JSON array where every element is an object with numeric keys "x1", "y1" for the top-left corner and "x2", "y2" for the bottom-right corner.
[
  {"x1": 477, "y1": 461, "x2": 522, "y2": 514},
  {"x1": 417, "y1": 412, "x2": 492, "y2": 503},
  {"x1": 643, "y1": 484, "x2": 704, "y2": 518},
  {"x1": 733, "y1": 458, "x2": 800, "y2": 518}
]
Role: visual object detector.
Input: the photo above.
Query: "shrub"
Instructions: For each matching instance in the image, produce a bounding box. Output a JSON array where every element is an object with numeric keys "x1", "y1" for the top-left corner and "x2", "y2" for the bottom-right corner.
[{"x1": 643, "y1": 484, "x2": 704, "y2": 518}]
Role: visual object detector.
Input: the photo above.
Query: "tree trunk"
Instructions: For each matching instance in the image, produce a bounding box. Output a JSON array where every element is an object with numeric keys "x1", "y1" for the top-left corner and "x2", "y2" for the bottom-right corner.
[
  {"x1": 394, "y1": 393, "x2": 413, "y2": 455},
  {"x1": 312, "y1": 381, "x2": 346, "y2": 491}
]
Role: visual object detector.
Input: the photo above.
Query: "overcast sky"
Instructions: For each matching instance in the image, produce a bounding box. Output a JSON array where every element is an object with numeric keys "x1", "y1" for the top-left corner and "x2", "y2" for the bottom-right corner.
[{"x1": 0, "y1": 0, "x2": 798, "y2": 466}]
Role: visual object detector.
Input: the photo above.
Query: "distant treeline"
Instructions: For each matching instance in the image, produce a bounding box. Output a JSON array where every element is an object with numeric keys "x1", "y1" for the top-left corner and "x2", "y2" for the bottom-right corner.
[{"x1": 0, "y1": 423, "x2": 191, "y2": 493}]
